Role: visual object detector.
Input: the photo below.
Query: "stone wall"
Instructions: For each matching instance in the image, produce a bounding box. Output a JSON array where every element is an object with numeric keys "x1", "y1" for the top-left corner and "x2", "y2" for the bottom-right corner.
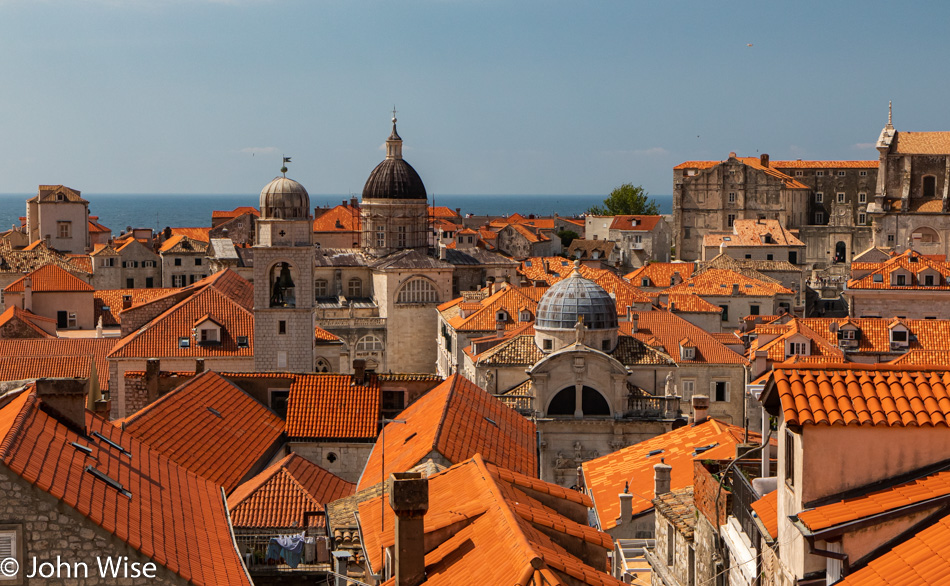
[
  {"x1": 0, "y1": 465, "x2": 182, "y2": 585},
  {"x1": 652, "y1": 509, "x2": 694, "y2": 586},
  {"x1": 0, "y1": 317, "x2": 46, "y2": 339},
  {"x1": 288, "y1": 442, "x2": 375, "y2": 484}
]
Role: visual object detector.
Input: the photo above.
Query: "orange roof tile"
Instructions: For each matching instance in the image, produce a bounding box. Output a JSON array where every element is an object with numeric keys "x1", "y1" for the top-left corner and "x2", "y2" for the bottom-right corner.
[
  {"x1": 848, "y1": 249, "x2": 950, "y2": 290},
  {"x1": 769, "y1": 160, "x2": 879, "y2": 169},
  {"x1": 619, "y1": 311, "x2": 747, "y2": 365},
  {"x1": 68, "y1": 253, "x2": 94, "y2": 273},
  {"x1": 519, "y1": 258, "x2": 653, "y2": 309},
  {"x1": 0, "y1": 388, "x2": 252, "y2": 585},
  {"x1": 583, "y1": 419, "x2": 751, "y2": 529},
  {"x1": 664, "y1": 292, "x2": 723, "y2": 313},
  {"x1": 227, "y1": 453, "x2": 354, "y2": 529},
  {"x1": 429, "y1": 206, "x2": 460, "y2": 219},
  {"x1": 892, "y1": 131, "x2": 950, "y2": 155},
  {"x1": 0, "y1": 305, "x2": 55, "y2": 338},
  {"x1": 169, "y1": 226, "x2": 212, "y2": 242},
  {"x1": 767, "y1": 365, "x2": 950, "y2": 427},
  {"x1": 444, "y1": 285, "x2": 547, "y2": 332},
  {"x1": 357, "y1": 374, "x2": 537, "y2": 491},
  {"x1": 609, "y1": 215, "x2": 662, "y2": 231},
  {"x1": 751, "y1": 490, "x2": 778, "y2": 539},
  {"x1": 212, "y1": 206, "x2": 260, "y2": 219},
  {"x1": 314, "y1": 324, "x2": 341, "y2": 342},
  {"x1": 506, "y1": 222, "x2": 550, "y2": 243},
  {"x1": 675, "y1": 157, "x2": 811, "y2": 189},
  {"x1": 285, "y1": 374, "x2": 380, "y2": 440},
  {"x1": 837, "y1": 512, "x2": 950, "y2": 585},
  {"x1": 0, "y1": 339, "x2": 115, "y2": 390},
  {"x1": 120, "y1": 371, "x2": 285, "y2": 493},
  {"x1": 158, "y1": 233, "x2": 210, "y2": 253},
  {"x1": 624, "y1": 262, "x2": 696, "y2": 288},
  {"x1": 747, "y1": 318, "x2": 844, "y2": 363},
  {"x1": 88, "y1": 217, "x2": 111, "y2": 233},
  {"x1": 313, "y1": 204, "x2": 361, "y2": 232},
  {"x1": 4, "y1": 263, "x2": 93, "y2": 293},
  {"x1": 359, "y1": 455, "x2": 620, "y2": 586},
  {"x1": 108, "y1": 285, "x2": 253, "y2": 358},
  {"x1": 664, "y1": 268, "x2": 792, "y2": 297},
  {"x1": 94, "y1": 287, "x2": 179, "y2": 326}
]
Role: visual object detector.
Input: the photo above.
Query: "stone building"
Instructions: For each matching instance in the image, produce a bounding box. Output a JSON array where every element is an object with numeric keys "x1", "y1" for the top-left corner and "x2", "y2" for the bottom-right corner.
[
  {"x1": 25, "y1": 185, "x2": 91, "y2": 254},
  {"x1": 2, "y1": 264, "x2": 95, "y2": 329},
  {"x1": 844, "y1": 248, "x2": 950, "y2": 318},
  {"x1": 494, "y1": 222, "x2": 559, "y2": 259},
  {"x1": 159, "y1": 234, "x2": 210, "y2": 287},
  {"x1": 701, "y1": 219, "x2": 806, "y2": 265},
  {"x1": 89, "y1": 238, "x2": 162, "y2": 290},
  {"x1": 585, "y1": 215, "x2": 671, "y2": 269}
]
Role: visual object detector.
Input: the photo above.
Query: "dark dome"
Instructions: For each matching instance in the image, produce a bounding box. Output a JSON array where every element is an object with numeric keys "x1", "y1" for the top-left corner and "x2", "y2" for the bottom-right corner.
[
  {"x1": 260, "y1": 177, "x2": 310, "y2": 220},
  {"x1": 362, "y1": 158, "x2": 427, "y2": 200},
  {"x1": 536, "y1": 267, "x2": 619, "y2": 330}
]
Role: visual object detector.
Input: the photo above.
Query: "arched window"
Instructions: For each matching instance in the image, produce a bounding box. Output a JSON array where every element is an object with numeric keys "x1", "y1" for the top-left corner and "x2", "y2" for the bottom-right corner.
[
  {"x1": 348, "y1": 277, "x2": 363, "y2": 298},
  {"x1": 315, "y1": 357, "x2": 331, "y2": 373},
  {"x1": 547, "y1": 386, "x2": 611, "y2": 417},
  {"x1": 397, "y1": 278, "x2": 439, "y2": 304},
  {"x1": 356, "y1": 335, "x2": 384, "y2": 352},
  {"x1": 314, "y1": 279, "x2": 328, "y2": 298}
]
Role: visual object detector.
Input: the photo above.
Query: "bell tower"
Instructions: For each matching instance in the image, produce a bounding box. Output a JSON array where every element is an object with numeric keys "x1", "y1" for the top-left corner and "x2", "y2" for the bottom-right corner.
[{"x1": 253, "y1": 162, "x2": 315, "y2": 371}]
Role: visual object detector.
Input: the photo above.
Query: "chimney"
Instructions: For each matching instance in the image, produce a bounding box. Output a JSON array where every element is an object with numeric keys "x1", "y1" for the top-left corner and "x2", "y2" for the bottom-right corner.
[
  {"x1": 486, "y1": 277, "x2": 495, "y2": 296},
  {"x1": 439, "y1": 245, "x2": 447, "y2": 260},
  {"x1": 122, "y1": 295, "x2": 133, "y2": 310},
  {"x1": 616, "y1": 484, "x2": 633, "y2": 526},
  {"x1": 630, "y1": 312, "x2": 639, "y2": 333},
  {"x1": 732, "y1": 283, "x2": 740, "y2": 295},
  {"x1": 669, "y1": 301, "x2": 676, "y2": 312},
  {"x1": 752, "y1": 350, "x2": 769, "y2": 379},
  {"x1": 389, "y1": 472, "x2": 429, "y2": 586},
  {"x1": 728, "y1": 151, "x2": 737, "y2": 159},
  {"x1": 342, "y1": 199, "x2": 348, "y2": 208},
  {"x1": 36, "y1": 378, "x2": 88, "y2": 433},
  {"x1": 351, "y1": 197, "x2": 359, "y2": 208},
  {"x1": 194, "y1": 358, "x2": 205, "y2": 374},
  {"x1": 654, "y1": 459, "x2": 672, "y2": 496},
  {"x1": 760, "y1": 153, "x2": 769, "y2": 168},
  {"x1": 353, "y1": 359, "x2": 366, "y2": 385},
  {"x1": 671, "y1": 271, "x2": 682, "y2": 286},
  {"x1": 145, "y1": 358, "x2": 161, "y2": 404},
  {"x1": 626, "y1": 306, "x2": 635, "y2": 323},
  {"x1": 692, "y1": 394, "x2": 709, "y2": 424},
  {"x1": 23, "y1": 276, "x2": 32, "y2": 311},
  {"x1": 496, "y1": 317, "x2": 505, "y2": 338},
  {"x1": 455, "y1": 207, "x2": 461, "y2": 217}
]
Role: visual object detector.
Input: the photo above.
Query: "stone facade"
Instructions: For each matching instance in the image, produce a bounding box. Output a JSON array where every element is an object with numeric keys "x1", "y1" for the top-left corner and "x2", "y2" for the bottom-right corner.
[
  {"x1": 26, "y1": 186, "x2": 90, "y2": 254},
  {"x1": 287, "y1": 442, "x2": 375, "y2": 484},
  {"x1": 90, "y1": 240, "x2": 162, "y2": 291},
  {"x1": 254, "y1": 245, "x2": 314, "y2": 373},
  {"x1": 0, "y1": 465, "x2": 182, "y2": 585}
]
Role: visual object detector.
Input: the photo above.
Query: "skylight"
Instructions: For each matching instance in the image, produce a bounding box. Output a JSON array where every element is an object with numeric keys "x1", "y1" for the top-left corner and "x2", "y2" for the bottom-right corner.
[
  {"x1": 91, "y1": 431, "x2": 132, "y2": 459},
  {"x1": 85, "y1": 466, "x2": 132, "y2": 499}
]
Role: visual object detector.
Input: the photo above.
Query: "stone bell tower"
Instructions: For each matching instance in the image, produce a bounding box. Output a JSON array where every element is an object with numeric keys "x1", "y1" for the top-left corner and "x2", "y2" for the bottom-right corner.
[{"x1": 253, "y1": 163, "x2": 315, "y2": 371}]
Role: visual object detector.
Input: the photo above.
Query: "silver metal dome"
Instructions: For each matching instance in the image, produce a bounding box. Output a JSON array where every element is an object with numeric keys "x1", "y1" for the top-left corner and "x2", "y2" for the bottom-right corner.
[
  {"x1": 259, "y1": 177, "x2": 310, "y2": 220},
  {"x1": 535, "y1": 266, "x2": 618, "y2": 330}
]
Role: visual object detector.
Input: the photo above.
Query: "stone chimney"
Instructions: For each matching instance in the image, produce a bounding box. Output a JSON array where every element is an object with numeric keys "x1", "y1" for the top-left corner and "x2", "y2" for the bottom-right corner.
[
  {"x1": 353, "y1": 359, "x2": 366, "y2": 386},
  {"x1": 389, "y1": 472, "x2": 429, "y2": 586},
  {"x1": 351, "y1": 197, "x2": 359, "y2": 208},
  {"x1": 654, "y1": 459, "x2": 672, "y2": 496},
  {"x1": 495, "y1": 317, "x2": 505, "y2": 338},
  {"x1": 145, "y1": 358, "x2": 161, "y2": 404},
  {"x1": 486, "y1": 277, "x2": 495, "y2": 296},
  {"x1": 23, "y1": 276, "x2": 32, "y2": 312},
  {"x1": 752, "y1": 350, "x2": 769, "y2": 379},
  {"x1": 616, "y1": 484, "x2": 633, "y2": 527},
  {"x1": 194, "y1": 359, "x2": 205, "y2": 374},
  {"x1": 760, "y1": 153, "x2": 769, "y2": 168},
  {"x1": 36, "y1": 378, "x2": 88, "y2": 433},
  {"x1": 732, "y1": 283, "x2": 740, "y2": 295},
  {"x1": 692, "y1": 394, "x2": 709, "y2": 424},
  {"x1": 630, "y1": 312, "x2": 639, "y2": 333}
]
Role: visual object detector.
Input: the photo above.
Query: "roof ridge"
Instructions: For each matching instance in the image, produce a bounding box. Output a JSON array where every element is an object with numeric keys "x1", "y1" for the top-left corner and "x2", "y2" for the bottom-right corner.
[
  {"x1": 430, "y1": 374, "x2": 460, "y2": 453},
  {"x1": 0, "y1": 390, "x2": 36, "y2": 460},
  {"x1": 225, "y1": 453, "x2": 295, "y2": 511}
]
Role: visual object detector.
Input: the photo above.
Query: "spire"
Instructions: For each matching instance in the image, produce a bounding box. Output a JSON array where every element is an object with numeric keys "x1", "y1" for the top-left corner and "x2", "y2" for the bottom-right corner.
[
  {"x1": 887, "y1": 101, "x2": 894, "y2": 130},
  {"x1": 386, "y1": 108, "x2": 403, "y2": 159}
]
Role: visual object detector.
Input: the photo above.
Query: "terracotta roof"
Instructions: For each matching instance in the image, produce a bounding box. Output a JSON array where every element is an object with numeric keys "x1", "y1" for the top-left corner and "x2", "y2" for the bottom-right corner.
[
  {"x1": 769, "y1": 160, "x2": 879, "y2": 169},
  {"x1": 892, "y1": 131, "x2": 950, "y2": 155},
  {"x1": 0, "y1": 339, "x2": 114, "y2": 390},
  {"x1": 169, "y1": 227, "x2": 212, "y2": 242},
  {"x1": 444, "y1": 285, "x2": 547, "y2": 332},
  {"x1": 519, "y1": 258, "x2": 653, "y2": 309},
  {"x1": 285, "y1": 374, "x2": 380, "y2": 440},
  {"x1": 506, "y1": 222, "x2": 550, "y2": 243},
  {"x1": 227, "y1": 453, "x2": 354, "y2": 529},
  {"x1": 583, "y1": 419, "x2": 751, "y2": 529},
  {"x1": 94, "y1": 288, "x2": 178, "y2": 326},
  {"x1": 837, "y1": 512, "x2": 950, "y2": 585},
  {"x1": 888, "y1": 350, "x2": 950, "y2": 366},
  {"x1": 0, "y1": 306, "x2": 55, "y2": 338},
  {"x1": 624, "y1": 262, "x2": 696, "y2": 288},
  {"x1": 108, "y1": 285, "x2": 253, "y2": 358},
  {"x1": 0, "y1": 240, "x2": 91, "y2": 276},
  {"x1": 609, "y1": 215, "x2": 663, "y2": 231},
  {"x1": 0, "y1": 388, "x2": 252, "y2": 585},
  {"x1": 663, "y1": 268, "x2": 792, "y2": 297},
  {"x1": 847, "y1": 250, "x2": 950, "y2": 290},
  {"x1": 653, "y1": 487, "x2": 695, "y2": 540},
  {"x1": 664, "y1": 292, "x2": 723, "y2": 313},
  {"x1": 359, "y1": 455, "x2": 620, "y2": 586},
  {"x1": 703, "y1": 219, "x2": 805, "y2": 248},
  {"x1": 747, "y1": 318, "x2": 844, "y2": 363},
  {"x1": 474, "y1": 331, "x2": 543, "y2": 366},
  {"x1": 68, "y1": 253, "x2": 94, "y2": 273},
  {"x1": 120, "y1": 371, "x2": 285, "y2": 493},
  {"x1": 158, "y1": 233, "x2": 210, "y2": 254},
  {"x1": 767, "y1": 365, "x2": 950, "y2": 427},
  {"x1": 313, "y1": 204, "x2": 361, "y2": 232},
  {"x1": 30, "y1": 184, "x2": 88, "y2": 204},
  {"x1": 619, "y1": 311, "x2": 746, "y2": 365},
  {"x1": 357, "y1": 374, "x2": 537, "y2": 491},
  {"x1": 429, "y1": 206, "x2": 460, "y2": 219},
  {"x1": 4, "y1": 263, "x2": 93, "y2": 293},
  {"x1": 88, "y1": 217, "x2": 111, "y2": 233},
  {"x1": 314, "y1": 325, "x2": 341, "y2": 342},
  {"x1": 674, "y1": 157, "x2": 810, "y2": 189},
  {"x1": 797, "y1": 468, "x2": 950, "y2": 534},
  {"x1": 750, "y1": 490, "x2": 778, "y2": 539},
  {"x1": 212, "y1": 206, "x2": 260, "y2": 219}
]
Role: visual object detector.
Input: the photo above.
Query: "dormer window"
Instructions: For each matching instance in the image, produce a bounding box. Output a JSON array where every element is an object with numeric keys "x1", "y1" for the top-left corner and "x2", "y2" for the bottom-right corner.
[
  {"x1": 496, "y1": 310, "x2": 508, "y2": 322},
  {"x1": 642, "y1": 278, "x2": 650, "y2": 287},
  {"x1": 519, "y1": 309, "x2": 531, "y2": 322},
  {"x1": 889, "y1": 322, "x2": 910, "y2": 350},
  {"x1": 195, "y1": 315, "x2": 223, "y2": 345},
  {"x1": 873, "y1": 274, "x2": 883, "y2": 283},
  {"x1": 236, "y1": 336, "x2": 249, "y2": 348},
  {"x1": 786, "y1": 341, "x2": 809, "y2": 358}
]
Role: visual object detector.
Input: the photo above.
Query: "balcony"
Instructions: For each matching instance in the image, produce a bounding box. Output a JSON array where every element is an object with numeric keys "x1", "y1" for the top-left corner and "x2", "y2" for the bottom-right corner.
[{"x1": 235, "y1": 531, "x2": 332, "y2": 575}]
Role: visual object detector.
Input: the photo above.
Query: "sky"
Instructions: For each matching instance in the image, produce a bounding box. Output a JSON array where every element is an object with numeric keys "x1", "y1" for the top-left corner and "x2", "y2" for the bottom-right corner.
[{"x1": 1, "y1": 0, "x2": 949, "y2": 197}]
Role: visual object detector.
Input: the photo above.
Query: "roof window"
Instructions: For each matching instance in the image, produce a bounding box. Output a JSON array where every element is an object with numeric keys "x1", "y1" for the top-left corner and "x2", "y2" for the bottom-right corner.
[
  {"x1": 236, "y1": 336, "x2": 249, "y2": 348},
  {"x1": 70, "y1": 441, "x2": 93, "y2": 456},
  {"x1": 179, "y1": 337, "x2": 190, "y2": 348},
  {"x1": 90, "y1": 431, "x2": 132, "y2": 459},
  {"x1": 206, "y1": 406, "x2": 223, "y2": 418},
  {"x1": 647, "y1": 449, "x2": 664, "y2": 458},
  {"x1": 85, "y1": 466, "x2": 132, "y2": 499},
  {"x1": 692, "y1": 443, "x2": 719, "y2": 456},
  {"x1": 873, "y1": 274, "x2": 883, "y2": 283}
]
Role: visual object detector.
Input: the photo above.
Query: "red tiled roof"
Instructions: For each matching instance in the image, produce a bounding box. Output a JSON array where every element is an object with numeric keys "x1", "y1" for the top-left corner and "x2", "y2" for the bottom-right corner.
[
  {"x1": 108, "y1": 285, "x2": 253, "y2": 358},
  {"x1": 704, "y1": 219, "x2": 805, "y2": 248},
  {"x1": 158, "y1": 233, "x2": 210, "y2": 253},
  {"x1": 624, "y1": 262, "x2": 696, "y2": 288},
  {"x1": 769, "y1": 160, "x2": 879, "y2": 169},
  {"x1": 4, "y1": 263, "x2": 93, "y2": 293},
  {"x1": 892, "y1": 132, "x2": 950, "y2": 155},
  {"x1": 285, "y1": 374, "x2": 380, "y2": 440},
  {"x1": 68, "y1": 254, "x2": 94, "y2": 273},
  {"x1": 120, "y1": 371, "x2": 285, "y2": 493},
  {"x1": 0, "y1": 339, "x2": 115, "y2": 390},
  {"x1": 359, "y1": 455, "x2": 621, "y2": 586},
  {"x1": 228, "y1": 453, "x2": 354, "y2": 529},
  {"x1": 313, "y1": 204, "x2": 361, "y2": 232},
  {"x1": 663, "y1": 268, "x2": 792, "y2": 297},
  {"x1": 747, "y1": 318, "x2": 844, "y2": 363},
  {"x1": 768, "y1": 365, "x2": 950, "y2": 427},
  {"x1": 519, "y1": 258, "x2": 653, "y2": 309},
  {"x1": 506, "y1": 223, "x2": 550, "y2": 243},
  {"x1": 664, "y1": 292, "x2": 723, "y2": 313},
  {"x1": 583, "y1": 419, "x2": 751, "y2": 529},
  {"x1": 0, "y1": 388, "x2": 252, "y2": 585},
  {"x1": 609, "y1": 215, "x2": 662, "y2": 231},
  {"x1": 94, "y1": 288, "x2": 179, "y2": 326},
  {"x1": 429, "y1": 206, "x2": 460, "y2": 219},
  {"x1": 357, "y1": 374, "x2": 537, "y2": 491},
  {"x1": 169, "y1": 227, "x2": 212, "y2": 242},
  {"x1": 445, "y1": 285, "x2": 547, "y2": 332},
  {"x1": 88, "y1": 217, "x2": 111, "y2": 233},
  {"x1": 314, "y1": 325, "x2": 341, "y2": 342},
  {"x1": 751, "y1": 490, "x2": 778, "y2": 539},
  {"x1": 619, "y1": 312, "x2": 746, "y2": 365},
  {"x1": 674, "y1": 157, "x2": 810, "y2": 189},
  {"x1": 212, "y1": 206, "x2": 260, "y2": 219},
  {"x1": 847, "y1": 250, "x2": 950, "y2": 290},
  {"x1": 837, "y1": 511, "x2": 950, "y2": 585}
]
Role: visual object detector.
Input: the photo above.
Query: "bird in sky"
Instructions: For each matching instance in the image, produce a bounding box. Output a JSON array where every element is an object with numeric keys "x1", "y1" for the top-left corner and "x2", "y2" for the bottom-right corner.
[{"x1": 747, "y1": 43, "x2": 754, "y2": 47}]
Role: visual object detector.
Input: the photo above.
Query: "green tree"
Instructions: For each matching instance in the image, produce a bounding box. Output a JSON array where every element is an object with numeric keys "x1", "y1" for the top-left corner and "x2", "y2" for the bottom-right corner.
[
  {"x1": 557, "y1": 229, "x2": 579, "y2": 248},
  {"x1": 587, "y1": 183, "x2": 660, "y2": 216}
]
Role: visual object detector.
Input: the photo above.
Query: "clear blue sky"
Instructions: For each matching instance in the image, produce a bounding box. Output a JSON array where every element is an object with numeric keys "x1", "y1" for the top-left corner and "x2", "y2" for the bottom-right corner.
[{"x1": 1, "y1": 0, "x2": 947, "y2": 197}]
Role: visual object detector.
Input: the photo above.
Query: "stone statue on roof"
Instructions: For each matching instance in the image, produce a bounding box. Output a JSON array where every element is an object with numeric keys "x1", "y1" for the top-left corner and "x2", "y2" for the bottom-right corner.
[
  {"x1": 574, "y1": 317, "x2": 586, "y2": 345},
  {"x1": 665, "y1": 371, "x2": 675, "y2": 396}
]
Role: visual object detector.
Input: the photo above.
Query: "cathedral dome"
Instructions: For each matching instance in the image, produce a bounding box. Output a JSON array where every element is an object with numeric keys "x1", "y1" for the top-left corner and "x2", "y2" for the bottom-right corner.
[
  {"x1": 260, "y1": 176, "x2": 310, "y2": 220},
  {"x1": 536, "y1": 265, "x2": 618, "y2": 331},
  {"x1": 362, "y1": 117, "x2": 427, "y2": 201}
]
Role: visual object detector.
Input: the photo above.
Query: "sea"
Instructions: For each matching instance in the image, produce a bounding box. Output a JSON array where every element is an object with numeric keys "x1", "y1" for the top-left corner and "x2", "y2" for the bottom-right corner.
[{"x1": 0, "y1": 193, "x2": 674, "y2": 234}]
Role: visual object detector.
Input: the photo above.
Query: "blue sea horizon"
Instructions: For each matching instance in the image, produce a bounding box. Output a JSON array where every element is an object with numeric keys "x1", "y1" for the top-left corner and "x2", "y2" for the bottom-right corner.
[{"x1": 0, "y1": 193, "x2": 673, "y2": 235}]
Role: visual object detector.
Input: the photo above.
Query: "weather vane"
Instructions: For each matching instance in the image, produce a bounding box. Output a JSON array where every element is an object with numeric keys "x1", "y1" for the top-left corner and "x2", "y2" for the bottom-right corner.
[
  {"x1": 281, "y1": 156, "x2": 291, "y2": 177},
  {"x1": 392, "y1": 105, "x2": 397, "y2": 122}
]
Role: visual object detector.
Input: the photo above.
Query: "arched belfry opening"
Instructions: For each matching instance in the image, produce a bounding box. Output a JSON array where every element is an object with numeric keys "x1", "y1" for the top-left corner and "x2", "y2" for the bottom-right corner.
[
  {"x1": 269, "y1": 262, "x2": 297, "y2": 308},
  {"x1": 547, "y1": 386, "x2": 611, "y2": 417}
]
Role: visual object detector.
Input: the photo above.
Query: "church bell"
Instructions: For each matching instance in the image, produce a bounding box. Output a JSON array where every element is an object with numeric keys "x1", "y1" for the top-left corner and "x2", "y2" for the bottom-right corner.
[{"x1": 277, "y1": 264, "x2": 295, "y2": 289}]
